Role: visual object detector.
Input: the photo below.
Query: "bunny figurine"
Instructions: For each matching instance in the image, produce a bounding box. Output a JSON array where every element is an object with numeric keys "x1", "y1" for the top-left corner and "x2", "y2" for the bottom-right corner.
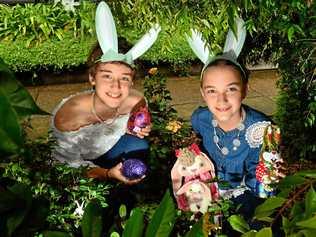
[
  {"x1": 171, "y1": 144, "x2": 219, "y2": 212},
  {"x1": 256, "y1": 125, "x2": 285, "y2": 198}
]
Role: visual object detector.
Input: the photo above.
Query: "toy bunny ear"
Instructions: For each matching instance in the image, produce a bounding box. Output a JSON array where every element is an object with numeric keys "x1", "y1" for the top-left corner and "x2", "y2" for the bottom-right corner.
[
  {"x1": 126, "y1": 24, "x2": 161, "y2": 60},
  {"x1": 171, "y1": 160, "x2": 183, "y2": 193},
  {"x1": 95, "y1": 1, "x2": 118, "y2": 54},
  {"x1": 186, "y1": 29, "x2": 214, "y2": 64},
  {"x1": 223, "y1": 17, "x2": 246, "y2": 58}
]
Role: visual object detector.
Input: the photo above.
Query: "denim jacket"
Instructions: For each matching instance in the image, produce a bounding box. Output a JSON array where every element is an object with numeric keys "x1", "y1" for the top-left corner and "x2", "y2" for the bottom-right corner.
[{"x1": 191, "y1": 105, "x2": 271, "y2": 193}]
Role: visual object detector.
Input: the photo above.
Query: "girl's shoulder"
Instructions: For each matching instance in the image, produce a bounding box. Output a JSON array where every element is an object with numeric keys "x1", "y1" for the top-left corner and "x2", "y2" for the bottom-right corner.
[
  {"x1": 191, "y1": 106, "x2": 212, "y2": 121},
  {"x1": 243, "y1": 105, "x2": 270, "y2": 123},
  {"x1": 53, "y1": 92, "x2": 92, "y2": 132}
]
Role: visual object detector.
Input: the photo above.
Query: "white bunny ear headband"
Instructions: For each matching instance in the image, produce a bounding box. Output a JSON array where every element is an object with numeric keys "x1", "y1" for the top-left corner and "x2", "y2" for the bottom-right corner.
[
  {"x1": 186, "y1": 17, "x2": 247, "y2": 79},
  {"x1": 95, "y1": 1, "x2": 161, "y2": 67}
]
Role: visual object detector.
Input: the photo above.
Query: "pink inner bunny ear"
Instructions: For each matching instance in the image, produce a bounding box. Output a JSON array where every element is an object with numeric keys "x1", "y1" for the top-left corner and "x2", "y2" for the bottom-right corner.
[
  {"x1": 189, "y1": 143, "x2": 201, "y2": 155},
  {"x1": 175, "y1": 149, "x2": 181, "y2": 158}
]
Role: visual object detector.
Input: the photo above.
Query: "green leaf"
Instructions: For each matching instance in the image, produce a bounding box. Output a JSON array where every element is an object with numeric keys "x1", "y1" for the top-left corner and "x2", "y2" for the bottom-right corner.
[
  {"x1": 296, "y1": 216, "x2": 316, "y2": 229},
  {"x1": 282, "y1": 216, "x2": 291, "y2": 235},
  {"x1": 42, "y1": 231, "x2": 72, "y2": 237},
  {"x1": 6, "y1": 183, "x2": 32, "y2": 237},
  {"x1": 119, "y1": 204, "x2": 127, "y2": 218},
  {"x1": 228, "y1": 215, "x2": 250, "y2": 233},
  {"x1": 254, "y1": 197, "x2": 286, "y2": 219},
  {"x1": 241, "y1": 230, "x2": 257, "y2": 237},
  {"x1": 81, "y1": 200, "x2": 103, "y2": 237},
  {"x1": 0, "y1": 58, "x2": 49, "y2": 118},
  {"x1": 297, "y1": 229, "x2": 316, "y2": 237},
  {"x1": 0, "y1": 189, "x2": 24, "y2": 213},
  {"x1": 0, "y1": 88, "x2": 23, "y2": 154},
  {"x1": 288, "y1": 26, "x2": 295, "y2": 42},
  {"x1": 305, "y1": 186, "x2": 316, "y2": 219},
  {"x1": 278, "y1": 175, "x2": 306, "y2": 189},
  {"x1": 297, "y1": 170, "x2": 316, "y2": 179},
  {"x1": 184, "y1": 218, "x2": 204, "y2": 237},
  {"x1": 256, "y1": 227, "x2": 272, "y2": 237},
  {"x1": 145, "y1": 190, "x2": 176, "y2": 237},
  {"x1": 122, "y1": 208, "x2": 144, "y2": 237}
]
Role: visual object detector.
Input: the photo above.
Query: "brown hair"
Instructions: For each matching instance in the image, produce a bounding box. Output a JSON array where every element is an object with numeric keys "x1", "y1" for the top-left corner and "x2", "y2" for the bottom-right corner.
[
  {"x1": 87, "y1": 43, "x2": 135, "y2": 78},
  {"x1": 201, "y1": 59, "x2": 249, "y2": 88}
]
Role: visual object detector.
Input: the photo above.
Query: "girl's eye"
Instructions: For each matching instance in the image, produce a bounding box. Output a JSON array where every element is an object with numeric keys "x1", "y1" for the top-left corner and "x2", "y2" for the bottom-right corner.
[
  {"x1": 227, "y1": 87, "x2": 239, "y2": 93},
  {"x1": 102, "y1": 74, "x2": 112, "y2": 79},
  {"x1": 182, "y1": 167, "x2": 186, "y2": 171},
  {"x1": 206, "y1": 89, "x2": 216, "y2": 94},
  {"x1": 121, "y1": 77, "x2": 132, "y2": 82},
  {"x1": 200, "y1": 162, "x2": 204, "y2": 167}
]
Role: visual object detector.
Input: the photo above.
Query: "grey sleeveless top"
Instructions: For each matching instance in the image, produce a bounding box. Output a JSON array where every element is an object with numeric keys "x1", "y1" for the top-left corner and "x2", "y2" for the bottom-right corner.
[{"x1": 51, "y1": 91, "x2": 130, "y2": 168}]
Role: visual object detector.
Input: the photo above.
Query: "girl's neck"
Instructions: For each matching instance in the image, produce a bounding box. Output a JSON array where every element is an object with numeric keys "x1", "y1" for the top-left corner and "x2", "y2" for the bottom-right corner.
[
  {"x1": 216, "y1": 109, "x2": 244, "y2": 132},
  {"x1": 92, "y1": 92, "x2": 118, "y2": 121}
]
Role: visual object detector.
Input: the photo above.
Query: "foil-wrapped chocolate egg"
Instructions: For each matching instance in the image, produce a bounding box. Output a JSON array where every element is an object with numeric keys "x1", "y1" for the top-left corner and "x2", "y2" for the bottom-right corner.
[
  {"x1": 122, "y1": 159, "x2": 147, "y2": 180},
  {"x1": 127, "y1": 107, "x2": 151, "y2": 134}
]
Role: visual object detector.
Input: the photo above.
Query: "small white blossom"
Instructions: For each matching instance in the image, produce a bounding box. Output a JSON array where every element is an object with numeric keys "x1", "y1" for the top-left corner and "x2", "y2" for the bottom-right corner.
[
  {"x1": 73, "y1": 200, "x2": 85, "y2": 217},
  {"x1": 55, "y1": 0, "x2": 80, "y2": 12}
]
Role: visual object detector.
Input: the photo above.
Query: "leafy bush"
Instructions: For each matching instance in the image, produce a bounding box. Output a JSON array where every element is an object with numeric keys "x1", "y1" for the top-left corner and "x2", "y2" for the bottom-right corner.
[
  {"x1": 0, "y1": 58, "x2": 112, "y2": 235},
  {"x1": 229, "y1": 171, "x2": 316, "y2": 236},
  {"x1": 0, "y1": 32, "x2": 96, "y2": 72}
]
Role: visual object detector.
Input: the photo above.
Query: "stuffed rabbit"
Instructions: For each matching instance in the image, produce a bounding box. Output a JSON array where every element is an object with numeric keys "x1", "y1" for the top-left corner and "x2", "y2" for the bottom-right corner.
[
  {"x1": 176, "y1": 180, "x2": 212, "y2": 213},
  {"x1": 171, "y1": 144, "x2": 219, "y2": 211}
]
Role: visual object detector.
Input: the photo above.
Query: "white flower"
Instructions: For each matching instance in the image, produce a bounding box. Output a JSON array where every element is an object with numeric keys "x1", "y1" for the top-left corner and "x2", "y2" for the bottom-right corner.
[
  {"x1": 55, "y1": 0, "x2": 80, "y2": 12},
  {"x1": 73, "y1": 200, "x2": 85, "y2": 217}
]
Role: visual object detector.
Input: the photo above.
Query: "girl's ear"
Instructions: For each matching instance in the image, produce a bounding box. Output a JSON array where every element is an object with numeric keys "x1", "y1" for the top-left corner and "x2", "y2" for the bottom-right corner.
[{"x1": 89, "y1": 74, "x2": 96, "y2": 86}]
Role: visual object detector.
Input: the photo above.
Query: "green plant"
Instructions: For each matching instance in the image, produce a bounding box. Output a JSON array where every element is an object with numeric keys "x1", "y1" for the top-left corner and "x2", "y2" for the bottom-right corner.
[
  {"x1": 142, "y1": 68, "x2": 195, "y2": 198},
  {"x1": 228, "y1": 170, "x2": 316, "y2": 236}
]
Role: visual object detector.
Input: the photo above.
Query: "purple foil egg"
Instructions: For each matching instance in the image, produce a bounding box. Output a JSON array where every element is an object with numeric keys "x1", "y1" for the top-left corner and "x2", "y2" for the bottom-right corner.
[{"x1": 122, "y1": 159, "x2": 147, "y2": 180}]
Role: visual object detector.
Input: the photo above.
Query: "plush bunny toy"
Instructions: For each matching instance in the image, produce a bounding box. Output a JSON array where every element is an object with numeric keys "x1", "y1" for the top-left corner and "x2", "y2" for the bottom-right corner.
[
  {"x1": 171, "y1": 144, "x2": 219, "y2": 213},
  {"x1": 255, "y1": 125, "x2": 285, "y2": 198},
  {"x1": 176, "y1": 180, "x2": 213, "y2": 214}
]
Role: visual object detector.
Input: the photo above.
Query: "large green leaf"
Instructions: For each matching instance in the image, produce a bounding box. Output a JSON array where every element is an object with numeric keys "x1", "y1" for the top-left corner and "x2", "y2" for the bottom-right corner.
[
  {"x1": 0, "y1": 189, "x2": 24, "y2": 213},
  {"x1": 297, "y1": 170, "x2": 316, "y2": 179},
  {"x1": 305, "y1": 187, "x2": 316, "y2": 219},
  {"x1": 0, "y1": 88, "x2": 23, "y2": 154},
  {"x1": 296, "y1": 216, "x2": 316, "y2": 229},
  {"x1": 0, "y1": 58, "x2": 49, "y2": 118},
  {"x1": 256, "y1": 227, "x2": 272, "y2": 237},
  {"x1": 278, "y1": 175, "x2": 306, "y2": 189},
  {"x1": 6, "y1": 183, "x2": 32, "y2": 237},
  {"x1": 145, "y1": 190, "x2": 176, "y2": 237},
  {"x1": 228, "y1": 214, "x2": 250, "y2": 234},
  {"x1": 241, "y1": 230, "x2": 257, "y2": 237},
  {"x1": 254, "y1": 197, "x2": 286, "y2": 220},
  {"x1": 122, "y1": 208, "x2": 144, "y2": 237},
  {"x1": 81, "y1": 200, "x2": 103, "y2": 237},
  {"x1": 42, "y1": 231, "x2": 72, "y2": 237},
  {"x1": 184, "y1": 218, "x2": 204, "y2": 237},
  {"x1": 297, "y1": 229, "x2": 316, "y2": 237}
]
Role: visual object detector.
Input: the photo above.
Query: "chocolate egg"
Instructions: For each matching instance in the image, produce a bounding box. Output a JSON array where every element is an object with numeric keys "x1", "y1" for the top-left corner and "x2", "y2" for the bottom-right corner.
[{"x1": 122, "y1": 159, "x2": 147, "y2": 180}]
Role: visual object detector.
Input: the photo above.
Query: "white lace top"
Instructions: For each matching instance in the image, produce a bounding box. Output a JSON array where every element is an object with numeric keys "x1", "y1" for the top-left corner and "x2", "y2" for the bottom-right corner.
[{"x1": 51, "y1": 91, "x2": 130, "y2": 168}]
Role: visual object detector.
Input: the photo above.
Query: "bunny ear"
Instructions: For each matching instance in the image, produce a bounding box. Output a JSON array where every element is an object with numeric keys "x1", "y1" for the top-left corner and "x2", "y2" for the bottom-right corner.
[
  {"x1": 186, "y1": 29, "x2": 214, "y2": 64},
  {"x1": 223, "y1": 17, "x2": 246, "y2": 58},
  {"x1": 95, "y1": 1, "x2": 118, "y2": 54},
  {"x1": 126, "y1": 24, "x2": 161, "y2": 60},
  {"x1": 171, "y1": 160, "x2": 183, "y2": 193}
]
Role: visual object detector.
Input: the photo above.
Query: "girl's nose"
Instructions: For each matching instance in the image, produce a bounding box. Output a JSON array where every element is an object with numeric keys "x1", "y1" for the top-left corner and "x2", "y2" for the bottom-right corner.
[
  {"x1": 111, "y1": 78, "x2": 121, "y2": 89},
  {"x1": 217, "y1": 92, "x2": 228, "y2": 103}
]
